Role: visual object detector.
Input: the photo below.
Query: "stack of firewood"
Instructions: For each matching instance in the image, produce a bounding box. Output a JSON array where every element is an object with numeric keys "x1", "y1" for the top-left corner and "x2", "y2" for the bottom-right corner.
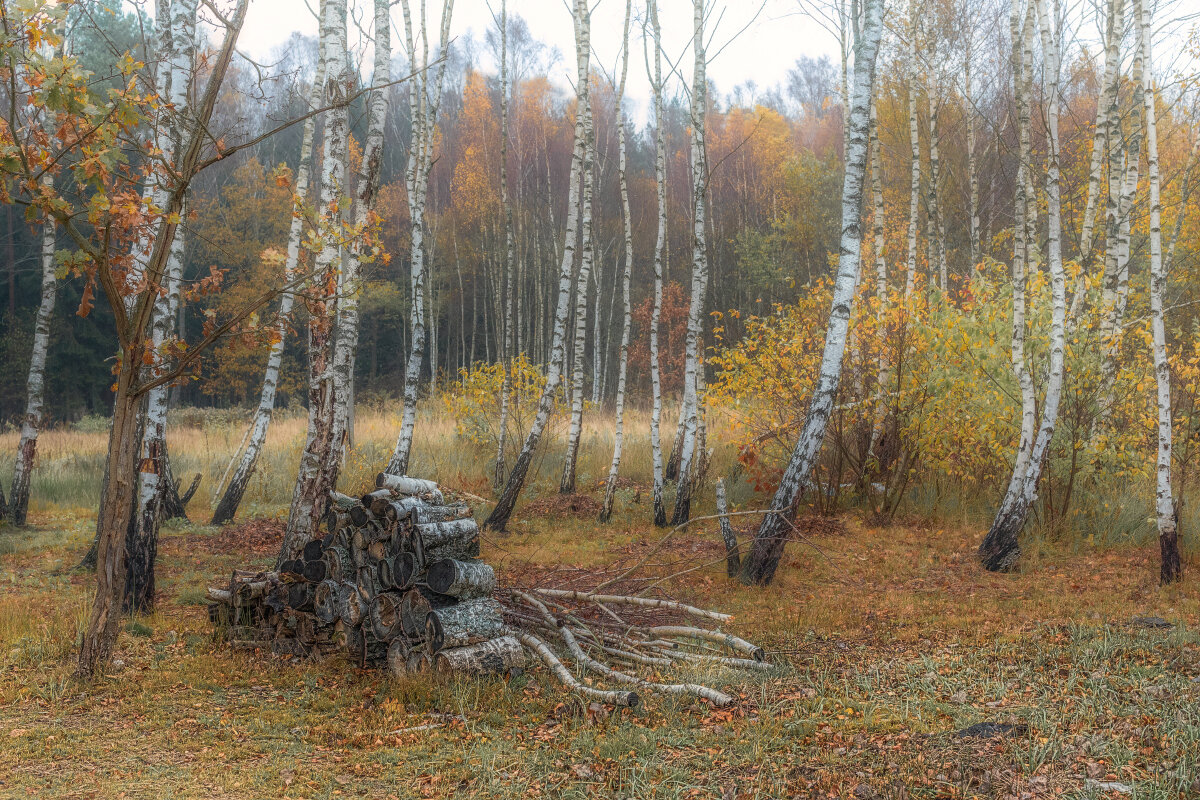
[{"x1": 207, "y1": 473, "x2": 524, "y2": 678}]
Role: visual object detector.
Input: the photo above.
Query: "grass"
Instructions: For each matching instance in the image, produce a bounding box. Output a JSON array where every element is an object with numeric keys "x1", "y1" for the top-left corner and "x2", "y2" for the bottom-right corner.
[{"x1": 0, "y1": 405, "x2": 1199, "y2": 798}]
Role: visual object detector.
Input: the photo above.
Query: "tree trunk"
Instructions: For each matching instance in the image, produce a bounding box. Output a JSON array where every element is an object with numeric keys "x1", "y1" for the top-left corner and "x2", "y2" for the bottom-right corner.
[
  {"x1": 600, "y1": 0, "x2": 633, "y2": 524},
  {"x1": 389, "y1": 0, "x2": 456, "y2": 476},
  {"x1": 9, "y1": 175, "x2": 57, "y2": 526},
  {"x1": 648, "y1": 0, "x2": 667, "y2": 527},
  {"x1": 281, "y1": 0, "x2": 351, "y2": 565},
  {"x1": 559, "y1": 95, "x2": 595, "y2": 495},
  {"x1": 494, "y1": 0, "x2": 514, "y2": 493},
  {"x1": 1139, "y1": 2, "x2": 1180, "y2": 583},
  {"x1": 739, "y1": 0, "x2": 885, "y2": 585},
  {"x1": 671, "y1": 0, "x2": 710, "y2": 526},
  {"x1": 904, "y1": 7, "x2": 921, "y2": 300},
  {"x1": 485, "y1": 0, "x2": 591, "y2": 531}
]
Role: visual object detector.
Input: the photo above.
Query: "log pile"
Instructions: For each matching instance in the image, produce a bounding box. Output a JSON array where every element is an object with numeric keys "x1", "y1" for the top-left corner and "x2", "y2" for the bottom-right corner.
[
  {"x1": 208, "y1": 473, "x2": 770, "y2": 706},
  {"x1": 208, "y1": 473, "x2": 521, "y2": 677}
]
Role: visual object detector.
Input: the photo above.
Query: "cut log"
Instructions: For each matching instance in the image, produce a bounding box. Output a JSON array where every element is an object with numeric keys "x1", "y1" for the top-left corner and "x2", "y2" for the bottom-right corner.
[
  {"x1": 425, "y1": 598, "x2": 505, "y2": 653},
  {"x1": 302, "y1": 538, "x2": 326, "y2": 562},
  {"x1": 362, "y1": 489, "x2": 396, "y2": 517},
  {"x1": 329, "y1": 491, "x2": 358, "y2": 510},
  {"x1": 409, "y1": 518, "x2": 480, "y2": 563},
  {"x1": 426, "y1": 558, "x2": 496, "y2": 599},
  {"x1": 279, "y1": 559, "x2": 304, "y2": 577},
  {"x1": 369, "y1": 591, "x2": 404, "y2": 640},
  {"x1": 336, "y1": 581, "x2": 369, "y2": 627},
  {"x1": 393, "y1": 552, "x2": 418, "y2": 591},
  {"x1": 357, "y1": 564, "x2": 379, "y2": 599},
  {"x1": 406, "y1": 651, "x2": 432, "y2": 674},
  {"x1": 322, "y1": 545, "x2": 350, "y2": 581},
  {"x1": 413, "y1": 504, "x2": 471, "y2": 525},
  {"x1": 376, "y1": 557, "x2": 396, "y2": 590},
  {"x1": 387, "y1": 637, "x2": 412, "y2": 677},
  {"x1": 287, "y1": 582, "x2": 314, "y2": 611},
  {"x1": 323, "y1": 508, "x2": 350, "y2": 535},
  {"x1": 434, "y1": 635, "x2": 525, "y2": 676},
  {"x1": 376, "y1": 473, "x2": 444, "y2": 503},
  {"x1": 366, "y1": 539, "x2": 388, "y2": 562},
  {"x1": 382, "y1": 496, "x2": 425, "y2": 523},
  {"x1": 302, "y1": 559, "x2": 327, "y2": 583},
  {"x1": 349, "y1": 504, "x2": 374, "y2": 527},
  {"x1": 400, "y1": 588, "x2": 433, "y2": 637},
  {"x1": 314, "y1": 579, "x2": 339, "y2": 624}
]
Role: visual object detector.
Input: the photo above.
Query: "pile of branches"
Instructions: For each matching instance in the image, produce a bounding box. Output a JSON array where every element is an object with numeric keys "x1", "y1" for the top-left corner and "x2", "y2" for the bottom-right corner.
[{"x1": 208, "y1": 473, "x2": 769, "y2": 706}]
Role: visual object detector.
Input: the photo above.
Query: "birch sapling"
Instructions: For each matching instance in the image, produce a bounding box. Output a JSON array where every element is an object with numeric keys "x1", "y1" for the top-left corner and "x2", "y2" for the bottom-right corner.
[{"x1": 739, "y1": 0, "x2": 886, "y2": 585}]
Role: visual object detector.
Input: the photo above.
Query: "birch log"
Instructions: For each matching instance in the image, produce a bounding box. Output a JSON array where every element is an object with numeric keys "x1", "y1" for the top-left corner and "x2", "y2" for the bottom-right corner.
[{"x1": 740, "y1": 0, "x2": 885, "y2": 585}]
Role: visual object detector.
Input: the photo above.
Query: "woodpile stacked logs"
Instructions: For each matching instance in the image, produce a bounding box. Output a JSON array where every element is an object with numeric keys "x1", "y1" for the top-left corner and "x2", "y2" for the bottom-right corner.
[
  {"x1": 208, "y1": 473, "x2": 522, "y2": 678},
  {"x1": 208, "y1": 473, "x2": 770, "y2": 706}
]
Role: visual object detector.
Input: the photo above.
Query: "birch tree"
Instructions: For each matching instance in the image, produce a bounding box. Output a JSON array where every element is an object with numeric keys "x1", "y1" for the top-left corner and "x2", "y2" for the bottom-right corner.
[
  {"x1": 211, "y1": 11, "x2": 328, "y2": 526},
  {"x1": 739, "y1": 0, "x2": 885, "y2": 585},
  {"x1": 647, "y1": 0, "x2": 668, "y2": 527},
  {"x1": 559, "y1": 90, "x2": 596, "y2": 495},
  {"x1": 127, "y1": 0, "x2": 198, "y2": 612},
  {"x1": 485, "y1": 0, "x2": 590, "y2": 531},
  {"x1": 387, "y1": 0, "x2": 456, "y2": 477},
  {"x1": 600, "y1": 0, "x2": 633, "y2": 524},
  {"x1": 980, "y1": 0, "x2": 1066, "y2": 572},
  {"x1": 671, "y1": 0, "x2": 710, "y2": 526},
  {"x1": 1139, "y1": 1, "x2": 1180, "y2": 583},
  {"x1": 281, "y1": 0, "x2": 352, "y2": 563},
  {"x1": 495, "y1": 0, "x2": 515, "y2": 492},
  {"x1": 904, "y1": 5, "x2": 921, "y2": 298}
]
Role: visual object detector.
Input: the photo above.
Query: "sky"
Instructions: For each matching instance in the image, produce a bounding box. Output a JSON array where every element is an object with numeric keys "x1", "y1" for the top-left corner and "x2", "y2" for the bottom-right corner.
[{"x1": 232, "y1": 0, "x2": 841, "y2": 118}]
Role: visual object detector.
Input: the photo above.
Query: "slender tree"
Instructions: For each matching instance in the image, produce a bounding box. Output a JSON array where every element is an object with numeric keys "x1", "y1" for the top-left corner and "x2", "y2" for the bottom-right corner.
[
  {"x1": 647, "y1": 0, "x2": 668, "y2": 527},
  {"x1": 671, "y1": 0, "x2": 711, "y2": 525},
  {"x1": 281, "y1": 0, "x2": 352, "y2": 564},
  {"x1": 387, "y1": 0, "x2": 457, "y2": 476},
  {"x1": 1139, "y1": 0, "x2": 1180, "y2": 583},
  {"x1": 485, "y1": 0, "x2": 591, "y2": 530},
  {"x1": 739, "y1": 0, "x2": 885, "y2": 585},
  {"x1": 211, "y1": 12, "x2": 328, "y2": 526},
  {"x1": 904, "y1": 5, "x2": 920, "y2": 298},
  {"x1": 600, "y1": 0, "x2": 633, "y2": 523},
  {"x1": 494, "y1": 0, "x2": 515, "y2": 492}
]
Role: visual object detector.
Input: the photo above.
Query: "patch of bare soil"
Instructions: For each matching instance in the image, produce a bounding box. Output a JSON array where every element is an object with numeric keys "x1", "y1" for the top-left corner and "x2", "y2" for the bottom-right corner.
[
  {"x1": 205, "y1": 518, "x2": 284, "y2": 556},
  {"x1": 521, "y1": 493, "x2": 602, "y2": 519}
]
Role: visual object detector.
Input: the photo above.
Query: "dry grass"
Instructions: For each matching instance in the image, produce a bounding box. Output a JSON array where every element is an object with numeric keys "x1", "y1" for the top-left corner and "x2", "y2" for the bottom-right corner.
[{"x1": 1, "y1": 406, "x2": 1199, "y2": 798}]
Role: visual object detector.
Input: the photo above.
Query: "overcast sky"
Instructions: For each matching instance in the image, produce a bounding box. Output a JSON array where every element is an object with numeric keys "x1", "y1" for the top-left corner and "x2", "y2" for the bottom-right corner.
[{"x1": 232, "y1": 0, "x2": 841, "y2": 117}]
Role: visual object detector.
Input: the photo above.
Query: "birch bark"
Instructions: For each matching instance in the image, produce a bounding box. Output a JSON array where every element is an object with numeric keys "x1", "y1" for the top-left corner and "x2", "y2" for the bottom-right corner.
[
  {"x1": 904, "y1": 8, "x2": 920, "y2": 299},
  {"x1": 485, "y1": 0, "x2": 591, "y2": 531},
  {"x1": 281, "y1": 0, "x2": 351, "y2": 564},
  {"x1": 211, "y1": 14, "x2": 328, "y2": 526},
  {"x1": 495, "y1": 0, "x2": 515, "y2": 492},
  {"x1": 600, "y1": 0, "x2": 633, "y2": 524},
  {"x1": 648, "y1": 0, "x2": 667, "y2": 527},
  {"x1": 9, "y1": 173, "x2": 57, "y2": 526},
  {"x1": 560, "y1": 93, "x2": 595, "y2": 495},
  {"x1": 739, "y1": 0, "x2": 885, "y2": 585},
  {"x1": 671, "y1": 0, "x2": 709, "y2": 526},
  {"x1": 1139, "y1": 2, "x2": 1180, "y2": 583},
  {"x1": 388, "y1": 0, "x2": 456, "y2": 476}
]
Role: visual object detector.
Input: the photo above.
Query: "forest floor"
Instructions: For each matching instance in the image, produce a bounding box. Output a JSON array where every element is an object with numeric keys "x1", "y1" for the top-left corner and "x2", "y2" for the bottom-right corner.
[{"x1": 0, "y1": 503, "x2": 1198, "y2": 799}]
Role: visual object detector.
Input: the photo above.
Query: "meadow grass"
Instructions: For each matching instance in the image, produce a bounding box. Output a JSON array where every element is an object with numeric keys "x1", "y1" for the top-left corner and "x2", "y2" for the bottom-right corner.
[{"x1": 0, "y1": 404, "x2": 1198, "y2": 798}]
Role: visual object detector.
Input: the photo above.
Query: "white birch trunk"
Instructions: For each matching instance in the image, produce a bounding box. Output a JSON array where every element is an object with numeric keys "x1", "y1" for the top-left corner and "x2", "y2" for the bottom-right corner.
[
  {"x1": 282, "y1": 0, "x2": 351, "y2": 561},
  {"x1": 9, "y1": 173, "x2": 57, "y2": 526},
  {"x1": 388, "y1": 0, "x2": 456, "y2": 476},
  {"x1": 740, "y1": 0, "x2": 885, "y2": 584},
  {"x1": 212, "y1": 16, "x2": 328, "y2": 526},
  {"x1": 904, "y1": 9, "x2": 921, "y2": 299},
  {"x1": 648, "y1": 0, "x2": 667, "y2": 527},
  {"x1": 926, "y1": 71, "x2": 948, "y2": 291},
  {"x1": 865, "y1": 97, "x2": 889, "y2": 473},
  {"x1": 981, "y1": 0, "x2": 1065, "y2": 571},
  {"x1": 600, "y1": 0, "x2": 633, "y2": 523},
  {"x1": 671, "y1": 0, "x2": 709, "y2": 526},
  {"x1": 559, "y1": 94, "x2": 595, "y2": 495},
  {"x1": 966, "y1": 51, "x2": 980, "y2": 272},
  {"x1": 1139, "y1": 1, "x2": 1180, "y2": 582},
  {"x1": 485, "y1": 0, "x2": 591, "y2": 531},
  {"x1": 494, "y1": 0, "x2": 515, "y2": 493}
]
